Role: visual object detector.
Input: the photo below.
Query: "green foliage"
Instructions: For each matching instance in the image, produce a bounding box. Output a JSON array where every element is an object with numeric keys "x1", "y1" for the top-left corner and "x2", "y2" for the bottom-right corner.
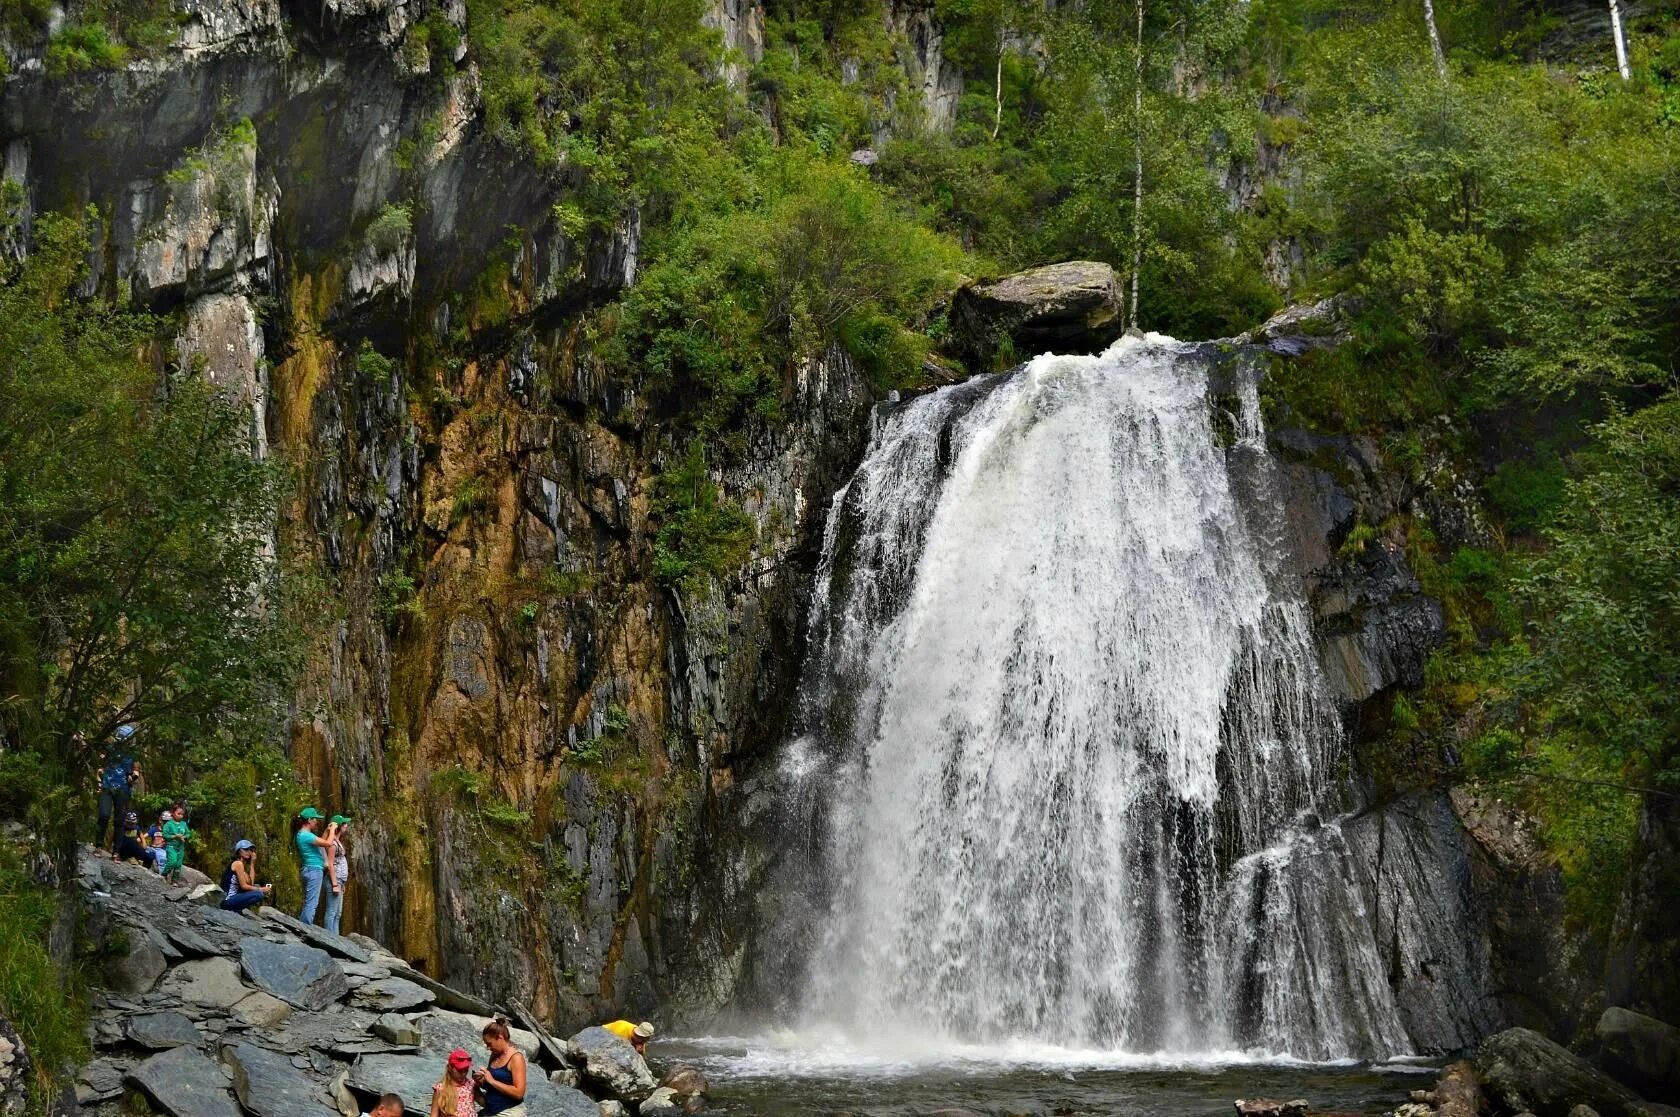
[
  {"x1": 45, "y1": 22, "x2": 126, "y2": 73},
  {"x1": 364, "y1": 203, "x2": 413, "y2": 255},
  {"x1": 0, "y1": 212, "x2": 312, "y2": 850},
  {"x1": 356, "y1": 340, "x2": 397, "y2": 387},
  {"x1": 0, "y1": 849, "x2": 88, "y2": 1112},
  {"x1": 650, "y1": 443, "x2": 753, "y2": 590}
]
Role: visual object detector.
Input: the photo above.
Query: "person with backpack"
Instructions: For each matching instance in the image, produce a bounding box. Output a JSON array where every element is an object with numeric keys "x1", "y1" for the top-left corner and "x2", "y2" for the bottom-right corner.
[
  {"x1": 221, "y1": 839, "x2": 272, "y2": 912},
  {"x1": 114, "y1": 811, "x2": 149, "y2": 865},
  {"x1": 94, "y1": 725, "x2": 140, "y2": 854}
]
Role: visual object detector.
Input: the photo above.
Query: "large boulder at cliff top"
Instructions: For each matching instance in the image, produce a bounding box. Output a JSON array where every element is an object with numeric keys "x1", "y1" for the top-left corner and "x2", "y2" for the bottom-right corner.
[
  {"x1": 1478, "y1": 1028, "x2": 1643, "y2": 1117},
  {"x1": 1597, "y1": 1008, "x2": 1680, "y2": 1100},
  {"x1": 239, "y1": 938, "x2": 349, "y2": 1010},
  {"x1": 221, "y1": 1042, "x2": 339, "y2": 1117},
  {"x1": 566, "y1": 1027, "x2": 656, "y2": 1103},
  {"x1": 948, "y1": 260, "x2": 1124, "y2": 369},
  {"x1": 126, "y1": 1046, "x2": 241, "y2": 1117}
]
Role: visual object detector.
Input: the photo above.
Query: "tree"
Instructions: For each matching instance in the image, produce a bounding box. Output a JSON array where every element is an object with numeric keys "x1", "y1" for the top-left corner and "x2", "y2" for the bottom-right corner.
[
  {"x1": 1421, "y1": 0, "x2": 1447, "y2": 78},
  {"x1": 0, "y1": 211, "x2": 305, "y2": 852},
  {"x1": 1608, "y1": 0, "x2": 1631, "y2": 80}
]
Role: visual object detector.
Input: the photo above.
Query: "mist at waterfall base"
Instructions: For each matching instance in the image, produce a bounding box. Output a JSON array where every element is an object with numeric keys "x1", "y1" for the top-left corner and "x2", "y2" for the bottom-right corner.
[{"x1": 688, "y1": 337, "x2": 1455, "y2": 1111}]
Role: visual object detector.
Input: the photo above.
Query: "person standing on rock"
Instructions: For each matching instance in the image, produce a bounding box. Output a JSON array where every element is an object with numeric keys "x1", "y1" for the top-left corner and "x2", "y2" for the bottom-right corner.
[
  {"x1": 430, "y1": 1049, "x2": 476, "y2": 1117},
  {"x1": 475, "y1": 1018, "x2": 528, "y2": 1116},
  {"x1": 322, "y1": 813, "x2": 352, "y2": 935},
  {"x1": 161, "y1": 801, "x2": 191, "y2": 882},
  {"x1": 603, "y1": 1019, "x2": 654, "y2": 1055},
  {"x1": 293, "y1": 807, "x2": 336, "y2": 925},
  {"x1": 221, "y1": 839, "x2": 272, "y2": 912},
  {"x1": 94, "y1": 725, "x2": 140, "y2": 854}
]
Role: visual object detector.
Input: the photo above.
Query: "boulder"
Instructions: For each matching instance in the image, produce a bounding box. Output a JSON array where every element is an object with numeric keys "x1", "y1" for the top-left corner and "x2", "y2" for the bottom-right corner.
[
  {"x1": 371, "y1": 1013, "x2": 422, "y2": 1046},
  {"x1": 599, "y1": 1103, "x2": 627, "y2": 1117},
  {"x1": 1479, "y1": 1028, "x2": 1643, "y2": 1117},
  {"x1": 566, "y1": 1027, "x2": 655, "y2": 1103},
  {"x1": 127, "y1": 1012, "x2": 202, "y2": 1050},
  {"x1": 240, "y1": 938, "x2": 349, "y2": 1010},
  {"x1": 948, "y1": 260, "x2": 1123, "y2": 369},
  {"x1": 222, "y1": 1042, "x2": 339, "y2": 1117},
  {"x1": 160, "y1": 956, "x2": 251, "y2": 1010},
  {"x1": 660, "y1": 1064, "x2": 707, "y2": 1101},
  {"x1": 638, "y1": 1086, "x2": 682, "y2": 1116},
  {"x1": 1234, "y1": 1101, "x2": 1309, "y2": 1117},
  {"x1": 1598, "y1": 1008, "x2": 1680, "y2": 1099},
  {"x1": 105, "y1": 932, "x2": 169, "y2": 993},
  {"x1": 126, "y1": 1045, "x2": 242, "y2": 1117},
  {"x1": 231, "y1": 990, "x2": 292, "y2": 1028},
  {"x1": 353, "y1": 976, "x2": 435, "y2": 1012}
]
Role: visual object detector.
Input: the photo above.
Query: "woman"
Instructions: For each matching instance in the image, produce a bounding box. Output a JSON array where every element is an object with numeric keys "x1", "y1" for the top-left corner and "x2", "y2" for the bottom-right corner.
[
  {"x1": 429, "y1": 1049, "x2": 475, "y2": 1117},
  {"x1": 221, "y1": 839, "x2": 273, "y2": 912},
  {"x1": 322, "y1": 814, "x2": 352, "y2": 935},
  {"x1": 474, "y1": 1018, "x2": 527, "y2": 1116},
  {"x1": 292, "y1": 807, "x2": 335, "y2": 925}
]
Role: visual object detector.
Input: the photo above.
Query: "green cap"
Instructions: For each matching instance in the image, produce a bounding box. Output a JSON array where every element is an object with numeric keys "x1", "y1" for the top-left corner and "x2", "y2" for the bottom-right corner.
[
  {"x1": 298, "y1": 806, "x2": 324, "y2": 820},
  {"x1": 330, "y1": 814, "x2": 352, "y2": 826}
]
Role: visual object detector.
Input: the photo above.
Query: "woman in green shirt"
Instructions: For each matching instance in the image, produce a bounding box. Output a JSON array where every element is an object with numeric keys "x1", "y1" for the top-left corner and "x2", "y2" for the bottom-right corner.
[{"x1": 293, "y1": 807, "x2": 335, "y2": 925}]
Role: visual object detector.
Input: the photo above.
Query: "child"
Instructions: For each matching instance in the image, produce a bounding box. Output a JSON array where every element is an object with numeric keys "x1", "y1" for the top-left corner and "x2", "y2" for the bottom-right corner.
[
  {"x1": 145, "y1": 810, "x2": 170, "y2": 873},
  {"x1": 114, "y1": 811, "x2": 149, "y2": 865},
  {"x1": 430, "y1": 1050, "x2": 475, "y2": 1117},
  {"x1": 161, "y1": 802, "x2": 191, "y2": 883}
]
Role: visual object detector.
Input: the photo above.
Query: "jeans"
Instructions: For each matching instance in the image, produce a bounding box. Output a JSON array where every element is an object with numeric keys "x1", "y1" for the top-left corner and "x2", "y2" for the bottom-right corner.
[
  {"x1": 96, "y1": 789, "x2": 130, "y2": 849},
  {"x1": 323, "y1": 881, "x2": 344, "y2": 935},
  {"x1": 222, "y1": 889, "x2": 266, "y2": 913},
  {"x1": 300, "y1": 866, "x2": 324, "y2": 924}
]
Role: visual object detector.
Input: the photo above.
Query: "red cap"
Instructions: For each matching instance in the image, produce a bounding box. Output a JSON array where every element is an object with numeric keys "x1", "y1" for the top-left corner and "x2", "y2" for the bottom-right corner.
[{"x1": 447, "y1": 1049, "x2": 471, "y2": 1070}]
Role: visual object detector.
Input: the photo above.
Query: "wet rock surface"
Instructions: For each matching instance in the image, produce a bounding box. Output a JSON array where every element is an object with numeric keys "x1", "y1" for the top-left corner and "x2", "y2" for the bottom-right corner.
[
  {"x1": 1478, "y1": 1027, "x2": 1643, "y2": 1117},
  {"x1": 1596, "y1": 1008, "x2": 1680, "y2": 1102}
]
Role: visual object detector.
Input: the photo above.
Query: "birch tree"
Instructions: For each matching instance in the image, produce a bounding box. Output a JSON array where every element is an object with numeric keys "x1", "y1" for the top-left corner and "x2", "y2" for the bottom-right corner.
[
  {"x1": 1608, "y1": 0, "x2": 1631, "y2": 80},
  {"x1": 1422, "y1": 0, "x2": 1447, "y2": 79}
]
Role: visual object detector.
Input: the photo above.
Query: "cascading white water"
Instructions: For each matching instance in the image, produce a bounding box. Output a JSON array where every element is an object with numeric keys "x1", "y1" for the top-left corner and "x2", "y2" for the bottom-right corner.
[{"x1": 774, "y1": 336, "x2": 1426, "y2": 1061}]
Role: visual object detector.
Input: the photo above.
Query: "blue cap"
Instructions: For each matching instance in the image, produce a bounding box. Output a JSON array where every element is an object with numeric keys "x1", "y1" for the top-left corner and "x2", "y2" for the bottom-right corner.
[
  {"x1": 114, "y1": 725, "x2": 135, "y2": 740},
  {"x1": 233, "y1": 839, "x2": 255, "y2": 852}
]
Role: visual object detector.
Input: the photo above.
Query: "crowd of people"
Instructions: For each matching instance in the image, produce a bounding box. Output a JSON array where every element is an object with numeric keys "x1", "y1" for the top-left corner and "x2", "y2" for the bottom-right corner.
[{"x1": 91, "y1": 726, "x2": 660, "y2": 1117}]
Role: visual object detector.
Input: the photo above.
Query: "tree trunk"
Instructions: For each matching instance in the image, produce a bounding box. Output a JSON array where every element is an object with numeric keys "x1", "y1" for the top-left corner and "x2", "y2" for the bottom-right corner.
[
  {"x1": 1422, "y1": 0, "x2": 1447, "y2": 78},
  {"x1": 992, "y1": 40, "x2": 1005, "y2": 140},
  {"x1": 1609, "y1": 0, "x2": 1632, "y2": 80},
  {"x1": 1128, "y1": 0, "x2": 1144, "y2": 330}
]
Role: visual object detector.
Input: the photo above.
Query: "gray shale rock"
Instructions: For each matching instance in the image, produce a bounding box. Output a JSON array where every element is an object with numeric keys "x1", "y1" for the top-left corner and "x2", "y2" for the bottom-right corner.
[
  {"x1": 1479, "y1": 1028, "x2": 1643, "y2": 1117},
  {"x1": 126, "y1": 1045, "x2": 241, "y2": 1117},
  {"x1": 222, "y1": 1041, "x2": 340, "y2": 1117},
  {"x1": 160, "y1": 956, "x2": 250, "y2": 1010},
  {"x1": 566, "y1": 1027, "x2": 656, "y2": 1104},
  {"x1": 371, "y1": 1012, "x2": 422, "y2": 1046},
  {"x1": 127, "y1": 1011, "x2": 202, "y2": 1050},
  {"x1": 260, "y1": 908, "x2": 374, "y2": 963},
  {"x1": 105, "y1": 931, "x2": 169, "y2": 993},
  {"x1": 353, "y1": 976, "x2": 435, "y2": 1012},
  {"x1": 239, "y1": 938, "x2": 349, "y2": 1010},
  {"x1": 1598, "y1": 1007, "x2": 1680, "y2": 1100},
  {"x1": 348, "y1": 1052, "x2": 595, "y2": 1117},
  {"x1": 231, "y1": 990, "x2": 291, "y2": 1028}
]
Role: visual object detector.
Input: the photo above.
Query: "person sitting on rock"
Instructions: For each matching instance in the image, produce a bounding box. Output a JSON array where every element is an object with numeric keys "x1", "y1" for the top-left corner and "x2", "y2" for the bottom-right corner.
[
  {"x1": 220, "y1": 839, "x2": 272, "y2": 912},
  {"x1": 114, "y1": 811, "x2": 149, "y2": 865},
  {"x1": 603, "y1": 1019, "x2": 654, "y2": 1055},
  {"x1": 144, "y1": 809, "x2": 170, "y2": 873},
  {"x1": 475, "y1": 1017, "x2": 528, "y2": 1116},
  {"x1": 359, "y1": 1093, "x2": 403, "y2": 1117},
  {"x1": 161, "y1": 801, "x2": 191, "y2": 883},
  {"x1": 431, "y1": 1048, "x2": 475, "y2": 1117}
]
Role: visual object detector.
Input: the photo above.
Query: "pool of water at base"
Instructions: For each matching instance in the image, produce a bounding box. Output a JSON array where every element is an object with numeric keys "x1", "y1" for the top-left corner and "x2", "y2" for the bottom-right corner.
[{"x1": 655, "y1": 1036, "x2": 1437, "y2": 1117}]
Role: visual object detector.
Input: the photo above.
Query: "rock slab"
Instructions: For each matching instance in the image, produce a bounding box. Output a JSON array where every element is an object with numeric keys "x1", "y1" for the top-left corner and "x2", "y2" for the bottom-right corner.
[
  {"x1": 1478, "y1": 1027, "x2": 1643, "y2": 1117},
  {"x1": 126, "y1": 1045, "x2": 241, "y2": 1117},
  {"x1": 566, "y1": 1027, "x2": 655, "y2": 1104},
  {"x1": 1598, "y1": 1007, "x2": 1680, "y2": 1100},
  {"x1": 240, "y1": 938, "x2": 349, "y2": 1010},
  {"x1": 127, "y1": 1012, "x2": 202, "y2": 1050},
  {"x1": 222, "y1": 1041, "x2": 340, "y2": 1117}
]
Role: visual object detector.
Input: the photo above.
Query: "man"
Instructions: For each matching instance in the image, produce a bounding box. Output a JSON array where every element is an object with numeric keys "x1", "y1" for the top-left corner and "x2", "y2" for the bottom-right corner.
[
  {"x1": 602, "y1": 1019, "x2": 654, "y2": 1055},
  {"x1": 360, "y1": 1094, "x2": 403, "y2": 1117},
  {"x1": 94, "y1": 725, "x2": 140, "y2": 853}
]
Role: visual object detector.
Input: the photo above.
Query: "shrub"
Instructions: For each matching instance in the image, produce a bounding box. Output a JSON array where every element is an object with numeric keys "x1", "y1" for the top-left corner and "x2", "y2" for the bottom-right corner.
[{"x1": 365, "y1": 203, "x2": 413, "y2": 255}]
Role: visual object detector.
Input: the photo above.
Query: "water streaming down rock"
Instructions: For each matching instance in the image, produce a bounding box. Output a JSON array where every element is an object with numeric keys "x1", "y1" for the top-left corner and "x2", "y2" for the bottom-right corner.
[{"x1": 767, "y1": 336, "x2": 1443, "y2": 1061}]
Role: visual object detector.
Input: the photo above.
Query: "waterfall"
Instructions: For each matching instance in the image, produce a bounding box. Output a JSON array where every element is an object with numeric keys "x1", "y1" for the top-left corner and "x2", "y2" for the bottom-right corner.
[{"x1": 766, "y1": 335, "x2": 1432, "y2": 1061}]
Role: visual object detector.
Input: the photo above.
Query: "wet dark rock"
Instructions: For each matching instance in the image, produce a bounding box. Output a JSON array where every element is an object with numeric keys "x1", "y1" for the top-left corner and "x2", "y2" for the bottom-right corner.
[
  {"x1": 566, "y1": 1027, "x2": 655, "y2": 1103},
  {"x1": 127, "y1": 1012, "x2": 202, "y2": 1050},
  {"x1": 1597, "y1": 1008, "x2": 1680, "y2": 1100},
  {"x1": 1478, "y1": 1027, "x2": 1643, "y2": 1117},
  {"x1": 948, "y1": 261, "x2": 1124, "y2": 370},
  {"x1": 126, "y1": 1045, "x2": 241, "y2": 1117},
  {"x1": 660, "y1": 1064, "x2": 707, "y2": 1100},
  {"x1": 221, "y1": 1041, "x2": 339, "y2": 1117},
  {"x1": 1233, "y1": 1100, "x2": 1308, "y2": 1117},
  {"x1": 239, "y1": 939, "x2": 348, "y2": 1011},
  {"x1": 639, "y1": 1085, "x2": 683, "y2": 1116}
]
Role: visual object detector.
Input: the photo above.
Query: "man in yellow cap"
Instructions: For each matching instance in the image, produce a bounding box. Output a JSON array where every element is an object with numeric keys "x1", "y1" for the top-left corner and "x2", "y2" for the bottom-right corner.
[{"x1": 602, "y1": 1019, "x2": 654, "y2": 1055}]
